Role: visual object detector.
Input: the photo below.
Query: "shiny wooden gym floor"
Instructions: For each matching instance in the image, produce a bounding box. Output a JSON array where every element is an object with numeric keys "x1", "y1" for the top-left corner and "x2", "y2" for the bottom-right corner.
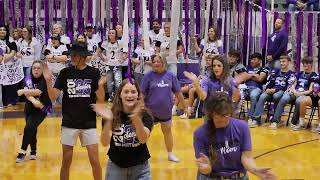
[{"x1": 1, "y1": 104, "x2": 320, "y2": 180}]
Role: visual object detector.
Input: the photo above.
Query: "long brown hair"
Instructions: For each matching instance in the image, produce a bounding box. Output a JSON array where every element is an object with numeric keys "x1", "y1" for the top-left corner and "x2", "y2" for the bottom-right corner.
[
  {"x1": 22, "y1": 26, "x2": 33, "y2": 46},
  {"x1": 111, "y1": 79, "x2": 152, "y2": 130},
  {"x1": 207, "y1": 27, "x2": 219, "y2": 43},
  {"x1": 205, "y1": 92, "x2": 234, "y2": 163},
  {"x1": 210, "y1": 55, "x2": 232, "y2": 95}
]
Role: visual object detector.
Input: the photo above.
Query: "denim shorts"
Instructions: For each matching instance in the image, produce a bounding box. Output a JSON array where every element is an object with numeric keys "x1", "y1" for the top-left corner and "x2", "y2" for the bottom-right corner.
[{"x1": 106, "y1": 160, "x2": 151, "y2": 180}]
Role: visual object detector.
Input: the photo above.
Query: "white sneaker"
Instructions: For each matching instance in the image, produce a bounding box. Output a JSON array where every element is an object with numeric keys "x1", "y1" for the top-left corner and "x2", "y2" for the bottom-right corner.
[
  {"x1": 311, "y1": 126, "x2": 320, "y2": 133},
  {"x1": 292, "y1": 124, "x2": 304, "y2": 131},
  {"x1": 248, "y1": 120, "x2": 258, "y2": 128},
  {"x1": 30, "y1": 154, "x2": 37, "y2": 160},
  {"x1": 172, "y1": 106, "x2": 177, "y2": 116},
  {"x1": 179, "y1": 113, "x2": 188, "y2": 119},
  {"x1": 269, "y1": 122, "x2": 278, "y2": 129},
  {"x1": 168, "y1": 153, "x2": 180, "y2": 163}
]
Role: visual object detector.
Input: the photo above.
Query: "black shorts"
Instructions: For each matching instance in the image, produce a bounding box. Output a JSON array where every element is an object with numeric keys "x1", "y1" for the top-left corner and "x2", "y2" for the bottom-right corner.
[
  {"x1": 310, "y1": 95, "x2": 320, "y2": 107},
  {"x1": 153, "y1": 116, "x2": 171, "y2": 123}
]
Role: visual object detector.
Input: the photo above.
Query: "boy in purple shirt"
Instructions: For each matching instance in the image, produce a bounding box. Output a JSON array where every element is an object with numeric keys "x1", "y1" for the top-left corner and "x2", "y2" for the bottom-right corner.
[
  {"x1": 141, "y1": 54, "x2": 187, "y2": 162},
  {"x1": 194, "y1": 92, "x2": 276, "y2": 179}
]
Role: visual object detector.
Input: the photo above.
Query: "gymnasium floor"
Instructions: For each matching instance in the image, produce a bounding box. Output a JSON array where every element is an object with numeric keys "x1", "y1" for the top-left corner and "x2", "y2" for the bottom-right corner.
[{"x1": 0, "y1": 104, "x2": 320, "y2": 180}]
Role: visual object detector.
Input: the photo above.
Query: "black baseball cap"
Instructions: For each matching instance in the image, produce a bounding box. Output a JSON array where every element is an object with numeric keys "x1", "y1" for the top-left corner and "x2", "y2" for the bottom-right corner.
[{"x1": 68, "y1": 43, "x2": 91, "y2": 57}]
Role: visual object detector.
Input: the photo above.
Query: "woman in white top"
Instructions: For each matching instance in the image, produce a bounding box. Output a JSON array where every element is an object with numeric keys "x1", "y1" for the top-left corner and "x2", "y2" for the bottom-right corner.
[
  {"x1": 131, "y1": 37, "x2": 154, "y2": 85},
  {"x1": 192, "y1": 27, "x2": 223, "y2": 70},
  {"x1": 97, "y1": 29, "x2": 126, "y2": 101},
  {"x1": 16, "y1": 26, "x2": 41, "y2": 73}
]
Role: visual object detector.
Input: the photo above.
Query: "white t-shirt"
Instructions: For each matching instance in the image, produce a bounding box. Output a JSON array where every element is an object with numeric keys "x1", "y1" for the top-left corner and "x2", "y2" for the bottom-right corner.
[
  {"x1": 149, "y1": 29, "x2": 164, "y2": 47},
  {"x1": 133, "y1": 46, "x2": 154, "y2": 74},
  {"x1": 200, "y1": 39, "x2": 223, "y2": 56},
  {"x1": 19, "y1": 37, "x2": 42, "y2": 67},
  {"x1": 87, "y1": 34, "x2": 102, "y2": 55},
  {"x1": 101, "y1": 40, "x2": 124, "y2": 66},
  {"x1": 45, "y1": 44, "x2": 68, "y2": 74}
]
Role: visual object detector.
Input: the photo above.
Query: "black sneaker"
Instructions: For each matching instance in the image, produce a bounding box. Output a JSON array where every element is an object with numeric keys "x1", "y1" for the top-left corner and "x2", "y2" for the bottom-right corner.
[{"x1": 16, "y1": 153, "x2": 26, "y2": 163}]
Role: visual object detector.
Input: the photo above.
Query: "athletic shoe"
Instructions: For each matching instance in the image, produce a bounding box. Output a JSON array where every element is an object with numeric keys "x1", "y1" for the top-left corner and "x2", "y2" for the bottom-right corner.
[
  {"x1": 168, "y1": 153, "x2": 180, "y2": 163},
  {"x1": 30, "y1": 152, "x2": 37, "y2": 160},
  {"x1": 292, "y1": 124, "x2": 304, "y2": 131},
  {"x1": 311, "y1": 126, "x2": 320, "y2": 133},
  {"x1": 248, "y1": 120, "x2": 258, "y2": 128},
  {"x1": 268, "y1": 122, "x2": 278, "y2": 130},
  {"x1": 172, "y1": 106, "x2": 177, "y2": 116},
  {"x1": 16, "y1": 153, "x2": 26, "y2": 163},
  {"x1": 179, "y1": 113, "x2": 188, "y2": 119}
]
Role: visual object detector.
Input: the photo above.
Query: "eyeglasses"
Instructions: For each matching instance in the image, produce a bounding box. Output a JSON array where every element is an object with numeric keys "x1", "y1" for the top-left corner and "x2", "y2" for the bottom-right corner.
[{"x1": 213, "y1": 113, "x2": 230, "y2": 118}]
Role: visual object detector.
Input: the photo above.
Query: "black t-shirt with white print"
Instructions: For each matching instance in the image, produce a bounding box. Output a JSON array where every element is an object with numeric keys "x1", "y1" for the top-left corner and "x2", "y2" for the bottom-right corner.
[
  {"x1": 54, "y1": 66, "x2": 100, "y2": 129},
  {"x1": 108, "y1": 111, "x2": 154, "y2": 168}
]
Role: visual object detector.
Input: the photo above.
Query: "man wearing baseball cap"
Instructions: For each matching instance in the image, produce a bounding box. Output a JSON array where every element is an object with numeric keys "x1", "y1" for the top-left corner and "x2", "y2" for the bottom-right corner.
[{"x1": 43, "y1": 43, "x2": 105, "y2": 180}]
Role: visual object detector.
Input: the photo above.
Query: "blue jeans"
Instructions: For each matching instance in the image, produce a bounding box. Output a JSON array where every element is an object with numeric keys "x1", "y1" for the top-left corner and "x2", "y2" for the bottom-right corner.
[
  {"x1": 288, "y1": 4, "x2": 314, "y2": 11},
  {"x1": 106, "y1": 66, "x2": 122, "y2": 94},
  {"x1": 291, "y1": 95, "x2": 307, "y2": 125},
  {"x1": 273, "y1": 92, "x2": 305, "y2": 124},
  {"x1": 244, "y1": 87, "x2": 262, "y2": 117},
  {"x1": 252, "y1": 90, "x2": 284, "y2": 123},
  {"x1": 167, "y1": 63, "x2": 177, "y2": 76},
  {"x1": 106, "y1": 160, "x2": 151, "y2": 180}
]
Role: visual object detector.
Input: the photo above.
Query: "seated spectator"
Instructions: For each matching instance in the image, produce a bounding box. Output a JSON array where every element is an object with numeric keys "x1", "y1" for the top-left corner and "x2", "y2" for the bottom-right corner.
[
  {"x1": 287, "y1": 0, "x2": 316, "y2": 11},
  {"x1": 241, "y1": 53, "x2": 268, "y2": 120},
  {"x1": 293, "y1": 80, "x2": 320, "y2": 132},
  {"x1": 271, "y1": 56, "x2": 317, "y2": 130},
  {"x1": 227, "y1": 49, "x2": 249, "y2": 85},
  {"x1": 249, "y1": 56, "x2": 294, "y2": 128}
]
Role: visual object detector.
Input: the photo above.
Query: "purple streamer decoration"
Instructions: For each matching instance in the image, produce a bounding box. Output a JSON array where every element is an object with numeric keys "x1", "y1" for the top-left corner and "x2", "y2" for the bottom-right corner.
[
  {"x1": 318, "y1": 14, "x2": 320, "y2": 73},
  {"x1": 242, "y1": 1, "x2": 249, "y2": 66},
  {"x1": 284, "y1": 12, "x2": 291, "y2": 33},
  {"x1": 184, "y1": 0, "x2": 189, "y2": 55},
  {"x1": 0, "y1": 0, "x2": 4, "y2": 26},
  {"x1": 77, "y1": 0, "x2": 84, "y2": 33},
  {"x1": 158, "y1": 0, "x2": 163, "y2": 24},
  {"x1": 88, "y1": 0, "x2": 93, "y2": 24},
  {"x1": 248, "y1": 2, "x2": 253, "y2": 60},
  {"x1": 32, "y1": 0, "x2": 36, "y2": 35},
  {"x1": 223, "y1": 0, "x2": 227, "y2": 54},
  {"x1": 112, "y1": 0, "x2": 118, "y2": 28},
  {"x1": 9, "y1": 0, "x2": 16, "y2": 28},
  {"x1": 296, "y1": 12, "x2": 303, "y2": 71},
  {"x1": 20, "y1": 0, "x2": 26, "y2": 27},
  {"x1": 195, "y1": 0, "x2": 200, "y2": 35},
  {"x1": 208, "y1": 0, "x2": 213, "y2": 27},
  {"x1": 307, "y1": 13, "x2": 313, "y2": 57},
  {"x1": 273, "y1": 12, "x2": 279, "y2": 24},
  {"x1": 261, "y1": 0, "x2": 267, "y2": 48},
  {"x1": 44, "y1": 0, "x2": 50, "y2": 44},
  {"x1": 134, "y1": 0, "x2": 140, "y2": 49},
  {"x1": 149, "y1": 0, "x2": 154, "y2": 29},
  {"x1": 67, "y1": 0, "x2": 73, "y2": 40},
  {"x1": 54, "y1": 0, "x2": 58, "y2": 22}
]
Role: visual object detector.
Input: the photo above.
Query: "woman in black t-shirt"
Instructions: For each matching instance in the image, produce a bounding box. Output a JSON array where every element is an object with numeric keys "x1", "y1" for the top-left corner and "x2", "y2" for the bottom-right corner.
[
  {"x1": 15, "y1": 60, "x2": 52, "y2": 163},
  {"x1": 93, "y1": 79, "x2": 154, "y2": 180}
]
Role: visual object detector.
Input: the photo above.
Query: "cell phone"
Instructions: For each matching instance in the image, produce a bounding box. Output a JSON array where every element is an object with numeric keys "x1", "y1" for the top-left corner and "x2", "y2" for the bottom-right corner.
[{"x1": 0, "y1": 48, "x2": 3, "y2": 56}]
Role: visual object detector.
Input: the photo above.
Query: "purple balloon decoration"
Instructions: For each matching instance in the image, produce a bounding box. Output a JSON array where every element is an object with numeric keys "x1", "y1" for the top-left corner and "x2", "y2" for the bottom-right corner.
[
  {"x1": 112, "y1": 0, "x2": 118, "y2": 28},
  {"x1": 0, "y1": 0, "x2": 4, "y2": 26},
  {"x1": 32, "y1": 0, "x2": 37, "y2": 34},
  {"x1": 77, "y1": 0, "x2": 84, "y2": 33},
  {"x1": 261, "y1": 0, "x2": 267, "y2": 48},
  {"x1": 88, "y1": 0, "x2": 93, "y2": 24},
  {"x1": 307, "y1": 13, "x2": 313, "y2": 57},
  {"x1": 158, "y1": 0, "x2": 163, "y2": 24},
  {"x1": 296, "y1": 12, "x2": 303, "y2": 72},
  {"x1": 20, "y1": 0, "x2": 26, "y2": 27},
  {"x1": 44, "y1": 0, "x2": 50, "y2": 44},
  {"x1": 9, "y1": 0, "x2": 16, "y2": 28},
  {"x1": 67, "y1": 0, "x2": 73, "y2": 39},
  {"x1": 184, "y1": 0, "x2": 189, "y2": 55},
  {"x1": 149, "y1": 0, "x2": 154, "y2": 29}
]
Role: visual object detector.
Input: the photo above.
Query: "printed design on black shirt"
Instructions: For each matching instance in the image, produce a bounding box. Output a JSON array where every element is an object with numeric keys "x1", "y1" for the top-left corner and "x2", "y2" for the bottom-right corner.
[
  {"x1": 67, "y1": 79, "x2": 92, "y2": 97},
  {"x1": 113, "y1": 124, "x2": 140, "y2": 147},
  {"x1": 0, "y1": 40, "x2": 10, "y2": 53}
]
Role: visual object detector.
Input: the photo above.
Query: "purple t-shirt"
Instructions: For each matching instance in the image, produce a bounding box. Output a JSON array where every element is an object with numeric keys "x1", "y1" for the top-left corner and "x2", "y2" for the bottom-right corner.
[
  {"x1": 193, "y1": 118, "x2": 252, "y2": 177},
  {"x1": 141, "y1": 71, "x2": 181, "y2": 120},
  {"x1": 201, "y1": 77, "x2": 236, "y2": 99}
]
